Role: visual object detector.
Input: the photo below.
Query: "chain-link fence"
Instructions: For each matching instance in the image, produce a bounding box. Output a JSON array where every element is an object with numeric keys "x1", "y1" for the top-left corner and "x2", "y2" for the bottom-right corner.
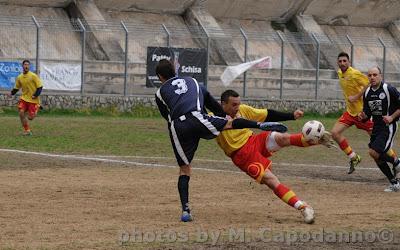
[{"x1": 1, "y1": 15, "x2": 399, "y2": 99}]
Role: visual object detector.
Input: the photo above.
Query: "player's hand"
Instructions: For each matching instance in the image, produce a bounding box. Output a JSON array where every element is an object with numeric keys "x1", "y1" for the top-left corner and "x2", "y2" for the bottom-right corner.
[
  {"x1": 259, "y1": 122, "x2": 288, "y2": 133},
  {"x1": 358, "y1": 112, "x2": 367, "y2": 121},
  {"x1": 293, "y1": 110, "x2": 304, "y2": 120},
  {"x1": 348, "y1": 95, "x2": 358, "y2": 103},
  {"x1": 383, "y1": 115, "x2": 393, "y2": 124}
]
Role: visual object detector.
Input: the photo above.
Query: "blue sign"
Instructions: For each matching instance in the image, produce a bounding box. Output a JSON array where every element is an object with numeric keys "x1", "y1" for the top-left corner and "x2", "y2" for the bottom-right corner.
[{"x1": 0, "y1": 61, "x2": 36, "y2": 89}]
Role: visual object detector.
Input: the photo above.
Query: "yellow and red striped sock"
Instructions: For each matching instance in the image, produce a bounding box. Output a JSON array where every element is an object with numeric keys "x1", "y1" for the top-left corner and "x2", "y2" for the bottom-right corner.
[
  {"x1": 339, "y1": 139, "x2": 355, "y2": 159},
  {"x1": 273, "y1": 183, "x2": 305, "y2": 210},
  {"x1": 387, "y1": 149, "x2": 397, "y2": 158},
  {"x1": 289, "y1": 133, "x2": 310, "y2": 147},
  {"x1": 23, "y1": 123, "x2": 30, "y2": 132}
]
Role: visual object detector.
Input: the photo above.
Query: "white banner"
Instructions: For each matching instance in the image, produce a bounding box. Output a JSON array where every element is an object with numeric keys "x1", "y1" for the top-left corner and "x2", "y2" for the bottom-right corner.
[
  {"x1": 220, "y1": 56, "x2": 271, "y2": 86},
  {"x1": 40, "y1": 62, "x2": 82, "y2": 91}
]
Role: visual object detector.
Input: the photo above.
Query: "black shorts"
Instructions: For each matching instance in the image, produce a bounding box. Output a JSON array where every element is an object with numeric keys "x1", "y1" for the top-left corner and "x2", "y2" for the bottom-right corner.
[
  {"x1": 369, "y1": 122, "x2": 398, "y2": 154},
  {"x1": 169, "y1": 111, "x2": 228, "y2": 166}
]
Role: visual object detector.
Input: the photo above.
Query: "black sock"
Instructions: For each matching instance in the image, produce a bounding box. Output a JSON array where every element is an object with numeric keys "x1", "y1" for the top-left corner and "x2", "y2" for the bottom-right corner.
[
  {"x1": 232, "y1": 118, "x2": 258, "y2": 129},
  {"x1": 378, "y1": 153, "x2": 396, "y2": 164},
  {"x1": 376, "y1": 160, "x2": 395, "y2": 182},
  {"x1": 178, "y1": 175, "x2": 190, "y2": 213}
]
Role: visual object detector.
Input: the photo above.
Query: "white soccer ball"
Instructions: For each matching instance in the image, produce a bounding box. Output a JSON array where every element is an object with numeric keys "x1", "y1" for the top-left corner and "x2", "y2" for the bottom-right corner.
[{"x1": 302, "y1": 120, "x2": 325, "y2": 143}]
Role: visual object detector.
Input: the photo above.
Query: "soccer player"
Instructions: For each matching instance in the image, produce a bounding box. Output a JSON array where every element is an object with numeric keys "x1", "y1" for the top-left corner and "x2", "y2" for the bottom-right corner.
[
  {"x1": 332, "y1": 52, "x2": 397, "y2": 174},
  {"x1": 215, "y1": 89, "x2": 335, "y2": 224},
  {"x1": 9, "y1": 60, "x2": 43, "y2": 136},
  {"x1": 154, "y1": 59, "x2": 286, "y2": 222},
  {"x1": 331, "y1": 52, "x2": 372, "y2": 174},
  {"x1": 359, "y1": 66, "x2": 400, "y2": 192}
]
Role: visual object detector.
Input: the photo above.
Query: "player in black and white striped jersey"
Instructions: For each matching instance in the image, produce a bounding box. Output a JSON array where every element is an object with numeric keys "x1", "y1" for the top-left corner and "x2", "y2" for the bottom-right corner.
[{"x1": 359, "y1": 66, "x2": 400, "y2": 192}]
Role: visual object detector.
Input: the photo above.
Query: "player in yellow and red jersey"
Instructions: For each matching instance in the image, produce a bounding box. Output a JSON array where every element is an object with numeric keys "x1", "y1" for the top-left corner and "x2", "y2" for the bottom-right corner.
[
  {"x1": 332, "y1": 52, "x2": 396, "y2": 174},
  {"x1": 215, "y1": 89, "x2": 334, "y2": 224},
  {"x1": 9, "y1": 60, "x2": 43, "y2": 136}
]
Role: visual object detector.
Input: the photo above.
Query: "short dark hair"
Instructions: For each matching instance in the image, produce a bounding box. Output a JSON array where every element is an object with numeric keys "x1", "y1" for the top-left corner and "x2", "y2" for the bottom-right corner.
[
  {"x1": 155, "y1": 59, "x2": 175, "y2": 80},
  {"x1": 221, "y1": 89, "x2": 240, "y2": 103},
  {"x1": 22, "y1": 59, "x2": 30, "y2": 65},
  {"x1": 337, "y1": 52, "x2": 349, "y2": 60}
]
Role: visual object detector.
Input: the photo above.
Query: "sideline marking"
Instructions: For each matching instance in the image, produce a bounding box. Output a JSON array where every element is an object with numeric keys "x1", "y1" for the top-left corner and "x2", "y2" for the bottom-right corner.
[
  {"x1": 0, "y1": 148, "x2": 239, "y2": 174},
  {"x1": 0, "y1": 148, "x2": 379, "y2": 172}
]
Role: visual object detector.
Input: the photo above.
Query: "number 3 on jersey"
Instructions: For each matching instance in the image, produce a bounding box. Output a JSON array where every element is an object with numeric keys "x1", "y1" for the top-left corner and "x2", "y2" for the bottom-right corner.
[{"x1": 172, "y1": 79, "x2": 188, "y2": 95}]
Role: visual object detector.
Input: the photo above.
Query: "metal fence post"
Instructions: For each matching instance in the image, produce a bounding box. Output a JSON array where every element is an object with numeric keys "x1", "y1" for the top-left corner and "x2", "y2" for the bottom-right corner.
[
  {"x1": 240, "y1": 27, "x2": 248, "y2": 97},
  {"x1": 162, "y1": 24, "x2": 171, "y2": 47},
  {"x1": 311, "y1": 33, "x2": 320, "y2": 100},
  {"x1": 198, "y1": 23, "x2": 210, "y2": 89},
  {"x1": 378, "y1": 37, "x2": 386, "y2": 80},
  {"x1": 277, "y1": 31, "x2": 285, "y2": 99},
  {"x1": 121, "y1": 21, "x2": 129, "y2": 96},
  {"x1": 31, "y1": 16, "x2": 40, "y2": 74},
  {"x1": 346, "y1": 35, "x2": 354, "y2": 65},
  {"x1": 77, "y1": 18, "x2": 86, "y2": 95}
]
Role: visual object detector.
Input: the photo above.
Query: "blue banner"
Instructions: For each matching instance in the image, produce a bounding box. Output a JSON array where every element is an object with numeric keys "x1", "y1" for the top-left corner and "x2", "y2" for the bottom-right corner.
[{"x1": 0, "y1": 61, "x2": 35, "y2": 89}]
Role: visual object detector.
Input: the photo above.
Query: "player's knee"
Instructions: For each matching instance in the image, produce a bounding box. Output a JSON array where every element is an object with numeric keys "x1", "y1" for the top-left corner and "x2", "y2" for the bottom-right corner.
[
  {"x1": 28, "y1": 115, "x2": 35, "y2": 120},
  {"x1": 368, "y1": 148, "x2": 379, "y2": 160},
  {"x1": 179, "y1": 165, "x2": 191, "y2": 176},
  {"x1": 260, "y1": 170, "x2": 279, "y2": 189},
  {"x1": 330, "y1": 129, "x2": 340, "y2": 140},
  {"x1": 274, "y1": 132, "x2": 290, "y2": 147}
]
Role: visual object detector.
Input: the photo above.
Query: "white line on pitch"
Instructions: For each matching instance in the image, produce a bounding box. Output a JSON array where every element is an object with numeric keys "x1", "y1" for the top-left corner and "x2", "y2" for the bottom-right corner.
[
  {"x1": 0, "y1": 148, "x2": 241, "y2": 174},
  {"x1": 0, "y1": 148, "x2": 379, "y2": 172}
]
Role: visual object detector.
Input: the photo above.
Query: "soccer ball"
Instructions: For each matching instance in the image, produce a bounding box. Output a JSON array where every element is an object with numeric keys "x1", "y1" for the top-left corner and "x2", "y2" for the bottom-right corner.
[{"x1": 302, "y1": 120, "x2": 325, "y2": 143}]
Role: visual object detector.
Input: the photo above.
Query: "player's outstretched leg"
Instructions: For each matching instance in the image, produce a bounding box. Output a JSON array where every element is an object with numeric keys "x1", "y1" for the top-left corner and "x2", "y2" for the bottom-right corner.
[
  {"x1": 286, "y1": 131, "x2": 336, "y2": 148},
  {"x1": 261, "y1": 170, "x2": 315, "y2": 224}
]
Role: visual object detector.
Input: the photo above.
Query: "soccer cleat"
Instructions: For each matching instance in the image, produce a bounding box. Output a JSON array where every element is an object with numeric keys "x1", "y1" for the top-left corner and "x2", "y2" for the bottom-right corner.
[
  {"x1": 300, "y1": 205, "x2": 315, "y2": 224},
  {"x1": 22, "y1": 130, "x2": 32, "y2": 136},
  {"x1": 393, "y1": 159, "x2": 400, "y2": 179},
  {"x1": 348, "y1": 154, "x2": 361, "y2": 174},
  {"x1": 180, "y1": 211, "x2": 193, "y2": 222},
  {"x1": 318, "y1": 131, "x2": 337, "y2": 148},
  {"x1": 384, "y1": 182, "x2": 400, "y2": 192},
  {"x1": 259, "y1": 122, "x2": 288, "y2": 133}
]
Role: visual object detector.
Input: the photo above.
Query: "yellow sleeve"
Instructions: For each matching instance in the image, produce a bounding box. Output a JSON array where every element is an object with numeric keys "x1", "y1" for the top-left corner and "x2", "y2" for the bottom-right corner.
[
  {"x1": 354, "y1": 71, "x2": 369, "y2": 87},
  {"x1": 33, "y1": 73, "x2": 43, "y2": 88},
  {"x1": 15, "y1": 75, "x2": 21, "y2": 89},
  {"x1": 239, "y1": 104, "x2": 268, "y2": 122}
]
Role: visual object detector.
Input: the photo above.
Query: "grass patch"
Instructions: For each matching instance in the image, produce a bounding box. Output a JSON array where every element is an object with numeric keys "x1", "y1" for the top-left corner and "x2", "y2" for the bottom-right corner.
[
  {"x1": 0, "y1": 111, "x2": 373, "y2": 166},
  {"x1": 0, "y1": 105, "x2": 161, "y2": 118}
]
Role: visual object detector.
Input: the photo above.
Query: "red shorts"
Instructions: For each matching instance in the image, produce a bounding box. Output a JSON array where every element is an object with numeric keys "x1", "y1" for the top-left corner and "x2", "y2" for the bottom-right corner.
[
  {"x1": 231, "y1": 131, "x2": 273, "y2": 183},
  {"x1": 338, "y1": 111, "x2": 373, "y2": 132},
  {"x1": 18, "y1": 99, "x2": 39, "y2": 118}
]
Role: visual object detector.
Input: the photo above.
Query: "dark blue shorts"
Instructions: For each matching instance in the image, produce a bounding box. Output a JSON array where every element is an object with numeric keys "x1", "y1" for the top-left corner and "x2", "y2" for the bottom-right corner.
[
  {"x1": 369, "y1": 122, "x2": 398, "y2": 154},
  {"x1": 169, "y1": 111, "x2": 228, "y2": 166}
]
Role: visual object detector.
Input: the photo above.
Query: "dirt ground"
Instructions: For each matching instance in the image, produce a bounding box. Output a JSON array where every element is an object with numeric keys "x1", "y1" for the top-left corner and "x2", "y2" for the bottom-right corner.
[{"x1": 0, "y1": 151, "x2": 399, "y2": 250}]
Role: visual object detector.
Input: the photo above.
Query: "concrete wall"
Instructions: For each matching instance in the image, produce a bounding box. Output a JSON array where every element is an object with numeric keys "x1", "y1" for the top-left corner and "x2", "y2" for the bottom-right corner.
[
  {"x1": 102, "y1": 11, "x2": 199, "y2": 63},
  {"x1": 0, "y1": 5, "x2": 81, "y2": 61},
  {"x1": 303, "y1": 0, "x2": 400, "y2": 27},
  {"x1": 0, "y1": 93, "x2": 346, "y2": 115},
  {"x1": 1, "y1": 0, "x2": 400, "y2": 27},
  {"x1": 0, "y1": 0, "x2": 71, "y2": 7},
  {"x1": 216, "y1": 18, "x2": 315, "y2": 69},
  {"x1": 321, "y1": 25, "x2": 400, "y2": 72},
  {"x1": 94, "y1": 0, "x2": 195, "y2": 14}
]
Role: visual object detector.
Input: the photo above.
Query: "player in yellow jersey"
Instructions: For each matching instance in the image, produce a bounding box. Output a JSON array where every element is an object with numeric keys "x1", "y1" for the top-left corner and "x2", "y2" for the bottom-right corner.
[
  {"x1": 215, "y1": 89, "x2": 334, "y2": 224},
  {"x1": 9, "y1": 60, "x2": 43, "y2": 135},
  {"x1": 331, "y1": 52, "x2": 397, "y2": 174}
]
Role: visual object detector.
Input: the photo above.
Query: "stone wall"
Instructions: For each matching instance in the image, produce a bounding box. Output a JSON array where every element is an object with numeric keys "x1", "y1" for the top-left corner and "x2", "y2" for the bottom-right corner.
[{"x1": 0, "y1": 94, "x2": 345, "y2": 115}]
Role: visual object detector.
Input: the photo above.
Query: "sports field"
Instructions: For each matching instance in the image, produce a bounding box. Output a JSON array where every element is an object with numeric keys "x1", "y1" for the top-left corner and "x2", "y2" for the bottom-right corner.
[{"x1": 0, "y1": 112, "x2": 399, "y2": 249}]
